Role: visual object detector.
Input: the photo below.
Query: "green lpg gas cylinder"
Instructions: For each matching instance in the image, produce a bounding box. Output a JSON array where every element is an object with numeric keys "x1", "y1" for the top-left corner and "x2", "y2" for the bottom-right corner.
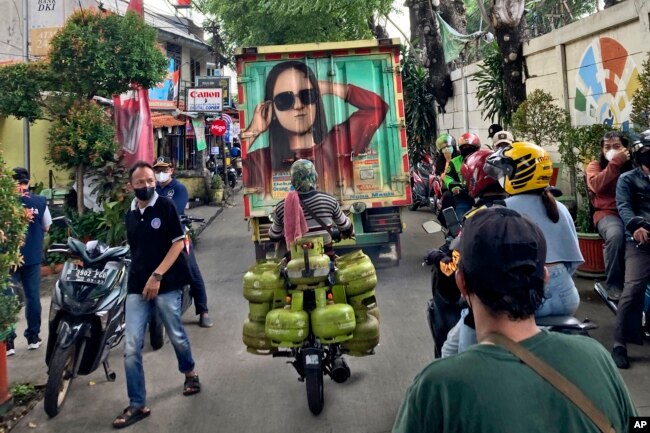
[
  {"x1": 286, "y1": 236, "x2": 331, "y2": 285},
  {"x1": 341, "y1": 313, "x2": 380, "y2": 356},
  {"x1": 243, "y1": 261, "x2": 283, "y2": 303},
  {"x1": 349, "y1": 290, "x2": 378, "y2": 322},
  {"x1": 248, "y1": 301, "x2": 272, "y2": 322},
  {"x1": 311, "y1": 304, "x2": 356, "y2": 343},
  {"x1": 335, "y1": 250, "x2": 377, "y2": 296},
  {"x1": 265, "y1": 308, "x2": 309, "y2": 348},
  {"x1": 242, "y1": 319, "x2": 275, "y2": 355}
]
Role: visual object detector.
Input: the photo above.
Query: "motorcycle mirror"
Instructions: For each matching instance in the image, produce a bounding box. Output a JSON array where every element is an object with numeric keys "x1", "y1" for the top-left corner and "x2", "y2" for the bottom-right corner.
[
  {"x1": 349, "y1": 201, "x2": 367, "y2": 214},
  {"x1": 422, "y1": 220, "x2": 443, "y2": 234}
]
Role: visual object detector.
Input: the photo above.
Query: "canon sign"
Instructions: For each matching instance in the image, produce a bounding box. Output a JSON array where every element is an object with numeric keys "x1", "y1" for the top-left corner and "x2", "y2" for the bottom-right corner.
[{"x1": 189, "y1": 90, "x2": 221, "y2": 98}]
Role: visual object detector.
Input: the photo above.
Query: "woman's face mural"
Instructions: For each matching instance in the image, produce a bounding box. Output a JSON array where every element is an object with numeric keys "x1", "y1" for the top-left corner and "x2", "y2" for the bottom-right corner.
[{"x1": 272, "y1": 68, "x2": 318, "y2": 148}]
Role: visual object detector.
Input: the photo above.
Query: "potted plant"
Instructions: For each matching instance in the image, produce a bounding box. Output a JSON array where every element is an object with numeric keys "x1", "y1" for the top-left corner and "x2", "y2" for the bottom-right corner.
[
  {"x1": 0, "y1": 153, "x2": 29, "y2": 413},
  {"x1": 559, "y1": 124, "x2": 615, "y2": 276},
  {"x1": 210, "y1": 174, "x2": 224, "y2": 203}
]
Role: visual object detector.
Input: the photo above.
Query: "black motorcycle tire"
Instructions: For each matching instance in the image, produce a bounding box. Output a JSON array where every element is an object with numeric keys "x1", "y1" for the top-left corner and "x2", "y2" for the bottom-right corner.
[
  {"x1": 305, "y1": 364, "x2": 324, "y2": 415},
  {"x1": 150, "y1": 312, "x2": 165, "y2": 351},
  {"x1": 44, "y1": 343, "x2": 77, "y2": 418}
]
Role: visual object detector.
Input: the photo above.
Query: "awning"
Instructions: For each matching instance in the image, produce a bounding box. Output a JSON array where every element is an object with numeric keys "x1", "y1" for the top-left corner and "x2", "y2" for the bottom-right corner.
[{"x1": 152, "y1": 112, "x2": 186, "y2": 128}]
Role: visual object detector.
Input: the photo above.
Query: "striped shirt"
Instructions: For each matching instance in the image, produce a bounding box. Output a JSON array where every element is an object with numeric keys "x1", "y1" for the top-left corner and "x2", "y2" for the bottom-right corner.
[{"x1": 269, "y1": 190, "x2": 352, "y2": 245}]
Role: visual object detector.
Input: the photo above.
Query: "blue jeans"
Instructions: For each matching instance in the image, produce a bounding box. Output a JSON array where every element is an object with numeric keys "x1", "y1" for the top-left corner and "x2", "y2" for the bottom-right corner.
[
  {"x1": 124, "y1": 290, "x2": 195, "y2": 408},
  {"x1": 10, "y1": 264, "x2": 42, "y2": 340},
  {"x1": 536, "y1": 264, "x2": 580, "y2": 317}
]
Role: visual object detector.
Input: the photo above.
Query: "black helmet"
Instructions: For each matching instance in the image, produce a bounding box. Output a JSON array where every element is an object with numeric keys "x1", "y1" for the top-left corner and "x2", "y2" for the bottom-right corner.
[{"x1": 631, "y1": 130, "x2": 650, "y2": 168}]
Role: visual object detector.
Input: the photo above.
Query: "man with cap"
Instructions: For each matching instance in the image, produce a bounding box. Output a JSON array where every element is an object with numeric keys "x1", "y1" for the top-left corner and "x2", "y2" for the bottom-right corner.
[
  {"x1": 393, "y1": 207, "x2": 635, "y2": 433},
  {"x1": 153, "y1": 156, "x2": 213, "y2": 328},
  {"x1": 491, "y1": 130, "x2": 514, "y2": 150},
  {"x1": 487, "y1": 123, "x2": 503, "y2": 140},
  {"x1": 8, "y1": 168, "x2": 52, "y2": 355}
]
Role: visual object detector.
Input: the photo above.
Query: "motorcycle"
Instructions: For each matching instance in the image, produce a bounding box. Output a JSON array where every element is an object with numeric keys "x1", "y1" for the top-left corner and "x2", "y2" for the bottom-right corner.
[
  {"x1": 593, "y1": 216, "x2": 650, "y2": 338},
  {"x1": 243, "y1": 232, "x2": 380, "y2": 415},
  {"x1": 44, "y1": 217, "x2": 130, "y2": 417},
  {"x1": 409, "y1": 156, "x2": 438, "y2": 212},
  {"x1": 217, "y1": 157, "x2": 237, "y2": 189},
  {"x1": 149, "y1": 214, "x2": 202, "y2": 350},
  {"x1": 423, "y1": 208, "x2": 596, "y2": 358}
]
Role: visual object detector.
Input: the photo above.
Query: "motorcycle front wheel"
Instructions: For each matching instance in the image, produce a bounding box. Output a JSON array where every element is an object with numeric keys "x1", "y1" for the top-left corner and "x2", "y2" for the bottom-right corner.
[
  {"x1": 44, "y1": 343, "x2": 77, "y2": 417},
  {"x1": 305, "y1": 364, "x2": 324, "y2": 415}
]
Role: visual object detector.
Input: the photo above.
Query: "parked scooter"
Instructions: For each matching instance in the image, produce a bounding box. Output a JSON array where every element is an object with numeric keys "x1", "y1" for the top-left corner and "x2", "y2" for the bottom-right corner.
[
  {"x1": 217, "y1": 157, "x2": 237, "y2": 188},
  {"x1": 593, "y1": 216, "x2": 650, "y2": 338},
  {"x1": 409, "y1": 155, "x2": 438, "y2": 212},
  {"x1": 44, "y1": 217, "x2": 130, "y2": 417},
  {"x1": 423, "y1": 208, "x2": 597, "y2": 358},
  {"x1": 149, "y1": 214, "x2": 201, "y2": 350}
]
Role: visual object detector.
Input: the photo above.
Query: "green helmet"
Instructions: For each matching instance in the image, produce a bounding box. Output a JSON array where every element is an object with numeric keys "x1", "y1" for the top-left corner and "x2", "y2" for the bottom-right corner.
[{"x1": 290, "y1": 159, "x2": 318, "y2": 192}]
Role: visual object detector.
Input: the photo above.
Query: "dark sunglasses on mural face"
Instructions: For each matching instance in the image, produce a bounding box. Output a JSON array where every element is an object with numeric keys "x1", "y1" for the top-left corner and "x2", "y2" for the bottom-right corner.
[{"x1": 273, "y1": 88, "x2": 319, "y2": 111}]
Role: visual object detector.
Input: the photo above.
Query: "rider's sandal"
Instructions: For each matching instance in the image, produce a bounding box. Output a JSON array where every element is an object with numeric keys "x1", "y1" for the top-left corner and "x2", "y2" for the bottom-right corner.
[
  {"x1": 112, "y1": 406, "x2": 151, "y2": 429},
  {"x1": 183, "y1": 374, "x2": 201, "y2": 396}
]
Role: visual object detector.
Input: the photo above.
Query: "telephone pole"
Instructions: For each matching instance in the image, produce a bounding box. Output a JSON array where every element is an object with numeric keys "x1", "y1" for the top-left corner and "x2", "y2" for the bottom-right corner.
[{"x1": 22, "y1": 0, "x2": 30, "y2": 172}]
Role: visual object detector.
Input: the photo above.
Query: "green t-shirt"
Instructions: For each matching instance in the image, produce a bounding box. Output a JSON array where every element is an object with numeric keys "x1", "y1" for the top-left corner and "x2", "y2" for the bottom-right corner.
[{"x1": 393, "y1": 331, "x2": 636, "y2": 433}]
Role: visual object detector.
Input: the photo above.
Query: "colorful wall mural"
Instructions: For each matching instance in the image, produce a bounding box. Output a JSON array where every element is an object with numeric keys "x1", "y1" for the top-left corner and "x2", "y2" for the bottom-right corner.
[{"x1": 574, "y1": 37, "x2": 640, "y2": 131}]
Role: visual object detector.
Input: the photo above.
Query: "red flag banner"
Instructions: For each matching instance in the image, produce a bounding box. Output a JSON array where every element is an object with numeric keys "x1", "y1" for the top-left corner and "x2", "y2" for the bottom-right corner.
[
  {"x1": 127, "y1": 0, "x2": 144, "y2": 16},
  {"x1": 113, "y1": 89, "x2": 154, "y2": 168}
]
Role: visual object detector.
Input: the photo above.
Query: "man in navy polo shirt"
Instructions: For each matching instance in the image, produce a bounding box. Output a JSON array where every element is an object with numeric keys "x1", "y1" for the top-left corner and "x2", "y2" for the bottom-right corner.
[
  {"x1": 113, "y1": 161, "x2": 200, "y2": 428},
  {"x1": 8, "y1": 168, "x2": 52, "y2": 356},
  {"x1": 153, "y1": 156, "x2": 213, "y2": 328}
]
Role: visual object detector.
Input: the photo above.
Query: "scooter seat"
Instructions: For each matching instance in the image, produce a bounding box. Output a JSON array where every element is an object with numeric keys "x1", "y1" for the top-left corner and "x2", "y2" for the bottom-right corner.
[{"x1": 536, "y1": 315, "x2": 597, "y2": 331}]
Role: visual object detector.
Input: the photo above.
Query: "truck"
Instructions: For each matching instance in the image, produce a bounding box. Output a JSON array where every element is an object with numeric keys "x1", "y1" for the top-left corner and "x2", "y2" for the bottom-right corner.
[{"x1": 236, "y1": 38, "x2": 411, "y2": 261}]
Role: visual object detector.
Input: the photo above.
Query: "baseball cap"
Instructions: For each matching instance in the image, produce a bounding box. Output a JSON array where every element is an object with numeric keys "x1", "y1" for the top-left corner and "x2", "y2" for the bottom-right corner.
[
  {"x1": 492, "y1": 130, "x2": 514, "y2": 148},
  {"x1": 153, "y1": 156, "x2": 172, "y2": 168},
  {"x1": 12, "y1": 167, "x2": 30, "y2": 184},
  {"x1": 457, "y1": 207, "x2": 546, "y2": 294},
  {"x1": 487, "y1": 123, "x2": 503, "y2": 138}
]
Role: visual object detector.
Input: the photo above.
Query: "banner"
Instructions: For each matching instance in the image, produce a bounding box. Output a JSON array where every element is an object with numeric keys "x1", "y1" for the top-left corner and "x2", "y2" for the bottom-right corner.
[
  {"x1": 149, "y1": 59, "x2": 180, "y2": 109},
  {"x1": 192, "y1": 117, "x2": 207, "y2": 151},
  {"x1": 113, "y1": 90, "x2": 154, "y2": 168}
]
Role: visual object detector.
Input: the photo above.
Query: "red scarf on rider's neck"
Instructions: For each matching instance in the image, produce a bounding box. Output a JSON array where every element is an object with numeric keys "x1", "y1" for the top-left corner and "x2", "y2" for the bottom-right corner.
[{"x1": 283, "y1": 190, "x2": 308, "y2": 248}]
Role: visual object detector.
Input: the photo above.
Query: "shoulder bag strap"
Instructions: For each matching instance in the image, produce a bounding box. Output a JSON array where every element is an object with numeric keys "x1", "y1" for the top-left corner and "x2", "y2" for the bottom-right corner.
[
  {"x1": 483, "y1": 333, "x2": 615, "y2": 433},
  {"x1": 298, "y1": 195, "x2": 332, "y2": 234}
]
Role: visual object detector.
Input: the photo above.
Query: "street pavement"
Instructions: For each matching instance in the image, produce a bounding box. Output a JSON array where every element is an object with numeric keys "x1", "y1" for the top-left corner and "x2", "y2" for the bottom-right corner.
[{"x1": 7, "y1": 193, "x2": 650, "y2": 432}]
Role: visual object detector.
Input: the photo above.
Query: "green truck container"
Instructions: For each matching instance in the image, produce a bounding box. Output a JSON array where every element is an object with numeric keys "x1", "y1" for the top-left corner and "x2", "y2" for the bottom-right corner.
[{"x1": 235, "y1": 39, "x2": 411, "y2": 261}]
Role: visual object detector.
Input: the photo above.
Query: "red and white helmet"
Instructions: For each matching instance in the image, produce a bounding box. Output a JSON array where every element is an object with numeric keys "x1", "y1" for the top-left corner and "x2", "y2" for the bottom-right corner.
[
  {"x1": 458, "y1": 132, "x2": 481, "y2": 148},
  {"x1": 460, "y1": 149, "x2": 499, "y2": 198}
]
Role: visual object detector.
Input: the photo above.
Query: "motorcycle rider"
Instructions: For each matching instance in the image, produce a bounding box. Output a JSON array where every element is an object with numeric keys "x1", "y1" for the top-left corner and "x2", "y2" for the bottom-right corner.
[
  {"x1": 491, "y1": 130, "x2": 514, "y2": 150},
  {"x1": 439, "y1": 133, "x2": 481, "y2": 225},
  {"x1": 394, "y1": 207, "x2": 636, "y2": 433},
  {"x1": 611, "y1": 130, "x2": 650, "y2": 369},
  {"x1": 153, "y1": 157, "x2": 213, "y2": 328},
  {"x1": 268, "y1": 159, "x2": 353, "y2": 259},
  {"x1": 441, "y1": 143, "x2": 583, "y2": 356}
]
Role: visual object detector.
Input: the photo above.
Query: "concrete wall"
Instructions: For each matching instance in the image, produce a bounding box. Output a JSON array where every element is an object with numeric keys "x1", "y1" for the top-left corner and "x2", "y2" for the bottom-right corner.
[{"x1": 440, "y1": 0, "x2": 650, "y2": 143}]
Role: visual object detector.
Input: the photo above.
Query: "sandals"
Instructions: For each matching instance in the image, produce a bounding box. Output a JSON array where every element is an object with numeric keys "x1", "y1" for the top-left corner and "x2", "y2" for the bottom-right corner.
[
  {"x1": 113, "y1": 406, "x2": 151, "y2": 429},
  {"x1": 183, "y1": 374, "x2": 201, "y2": 396}
]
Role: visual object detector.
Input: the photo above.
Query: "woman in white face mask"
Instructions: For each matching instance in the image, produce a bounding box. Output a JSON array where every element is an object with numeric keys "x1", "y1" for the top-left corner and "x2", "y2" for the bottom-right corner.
[{"x1": 586, "y1": 132, "x2": 633, "y2": 301}]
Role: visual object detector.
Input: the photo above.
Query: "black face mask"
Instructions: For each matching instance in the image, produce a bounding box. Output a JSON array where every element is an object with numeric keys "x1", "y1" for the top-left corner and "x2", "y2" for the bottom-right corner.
[
  {"x1": 134, "y1": 186, "x2": 155, "y2": 201},
  {"x1": 460, "y1": 146, "x2": 477, "y2": 159}
]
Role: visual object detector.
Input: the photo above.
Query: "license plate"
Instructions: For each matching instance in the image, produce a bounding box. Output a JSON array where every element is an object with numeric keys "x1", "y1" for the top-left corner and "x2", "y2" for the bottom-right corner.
[
  {"x1": 64, "y1": 268, "x2": 108, "y2": 285},
  {"x1": 305, "y1": 354, "x2": 319, "y2": 365}
]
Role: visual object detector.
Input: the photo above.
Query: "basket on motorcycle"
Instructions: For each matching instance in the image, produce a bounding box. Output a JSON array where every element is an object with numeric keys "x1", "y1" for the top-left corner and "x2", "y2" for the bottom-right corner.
[
  {"x1": 334, "y1": 250, "x2": 377, "y2": 296},
  {"x1": 243, "y1": 261, "x2": 284, "y2": 302},
  {"x1": 311, "y1": 304, "x2": 356, "y2": 343},
  {"x1": 243, "y1": 319, "x2": 276, "y2": 355},
  {"x1": 265, "y1": 308, "x2": 309, "y2": 348},
  {"x1": 286, "y1": 236, "x2": 331, "y2": 285},
  {"x1": 342, "y1": 313, "x2": 380, "y2": 356}
]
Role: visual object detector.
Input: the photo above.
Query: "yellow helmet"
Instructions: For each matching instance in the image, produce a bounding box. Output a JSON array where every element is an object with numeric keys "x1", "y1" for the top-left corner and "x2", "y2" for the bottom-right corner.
[{"x1": 484, "y1": 142, "x2": 553, "y2": 195}]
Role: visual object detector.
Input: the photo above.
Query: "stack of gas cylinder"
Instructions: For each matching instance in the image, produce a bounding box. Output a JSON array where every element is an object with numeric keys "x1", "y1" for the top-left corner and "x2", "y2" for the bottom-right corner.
[{"x1": 242, "y1": 236, "x2": 380, "y2": 356}]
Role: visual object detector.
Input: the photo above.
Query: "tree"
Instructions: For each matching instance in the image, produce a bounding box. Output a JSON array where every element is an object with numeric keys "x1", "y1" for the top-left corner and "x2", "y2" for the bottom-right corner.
[
  {"x1": 511, "y1": 89, "x2": 570, "y2": 147},
  {"x1": 0, "y1": 9, "x2": 167, "y2": 214},
  {"x1": 407, "y1": 0, "x2": 467, "y2": 112},
  {"x1": 631, "y1": 55, "x2": 650, "y2": 131},
  {"x1": 473, "y1": 42, "x2": 513, "y2": 127},
  {"x1": 197, "y1": 0, "x2": 393, "y2": 47},
  {"x1": 402, "y1": 49, "x2": 438, "y2": 165}
]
